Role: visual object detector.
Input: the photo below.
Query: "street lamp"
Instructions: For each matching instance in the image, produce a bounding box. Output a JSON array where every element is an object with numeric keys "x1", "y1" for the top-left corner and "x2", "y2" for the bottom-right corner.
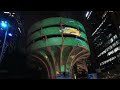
[
  {"x1": 1, "y1": 21, "x2": 8, "y2": 28},
  {"x1": 0, "y1": 21, "x2": 9, "y2": 63},
  {"x1": 8, "y1": 33, "x2": 12, "y2": 37}
]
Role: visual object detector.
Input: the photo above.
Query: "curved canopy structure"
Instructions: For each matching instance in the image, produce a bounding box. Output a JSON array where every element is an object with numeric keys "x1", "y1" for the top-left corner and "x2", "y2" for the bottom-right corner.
[{"x1": 27, "y1": 17, "x2": 90, "y2": 79}]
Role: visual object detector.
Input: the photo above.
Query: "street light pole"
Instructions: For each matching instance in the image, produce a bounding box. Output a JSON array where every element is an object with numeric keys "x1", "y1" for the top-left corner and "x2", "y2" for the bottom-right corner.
[{"x1": 0, "y1": 27, "x2": 8, "y2": 63}]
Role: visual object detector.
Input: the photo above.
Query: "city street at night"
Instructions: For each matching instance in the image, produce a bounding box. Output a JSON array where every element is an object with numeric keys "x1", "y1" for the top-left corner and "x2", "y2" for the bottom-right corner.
[{"x1": 0, "y1": 11, "x2": 120, "y2": 79}]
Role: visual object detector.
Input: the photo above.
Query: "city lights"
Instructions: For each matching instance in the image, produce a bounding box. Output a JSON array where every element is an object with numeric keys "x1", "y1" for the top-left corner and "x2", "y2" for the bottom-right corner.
[
  {"x1": 100, "y1": 56, "x2": 116, "y2": 66},
  {"x1": 0, "y1": 21, "x2": 9, "y2": 63},
  {"x1": 85, "y1": 11, "x2": 92, "y2": 19},
  {"x1": 0, "y1": 11, "x2": 120, "y2": 79},
  {"x1": 0, "y1": 21, "x2": 8, "y2": 29},
  {"x1": 8, "y1": 33, "x2": 12, "y2": 36},
  {"x1": 92, "y1": 18, "x2": 106, "y2": 36},
  {"x1": 3, "y1": 12, "x2": 10, "y2": 14},
  {"x1": 85, "y1": 11, "x2": 89, "y2": 17}
]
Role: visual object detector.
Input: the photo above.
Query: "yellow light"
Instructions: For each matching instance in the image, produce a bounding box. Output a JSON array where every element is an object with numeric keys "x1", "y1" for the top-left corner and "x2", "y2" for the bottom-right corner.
[{"x1": 63, "y1": 27, "x2": 81, "y2": 36}]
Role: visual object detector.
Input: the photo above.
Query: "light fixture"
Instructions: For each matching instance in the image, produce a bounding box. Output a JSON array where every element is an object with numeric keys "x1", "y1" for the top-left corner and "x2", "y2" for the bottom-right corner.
[
  {"x1": 85, "y1": 11, "x2": 89, "y2": 17},
  {"x1": 8, "y1": 33, "x2": 12, "y2": 36},
  {"x1": 4, "y1": 12, "x2": 10, "y2": 14},
  {"x1": 0, "y1": 21, "x2": 8, "y2": 29}
]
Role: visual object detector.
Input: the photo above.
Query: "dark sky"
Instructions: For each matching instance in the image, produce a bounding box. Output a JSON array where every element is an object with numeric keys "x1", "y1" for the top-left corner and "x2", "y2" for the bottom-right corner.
[{"x1": 22, "y1": 11, "x2": 85, "y2": 32}]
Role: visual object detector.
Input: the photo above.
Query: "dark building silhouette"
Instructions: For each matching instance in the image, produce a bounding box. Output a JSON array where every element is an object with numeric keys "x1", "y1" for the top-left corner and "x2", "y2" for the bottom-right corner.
[{"x1": 84, "y1": 11, "x2": 120, "y2": 78}]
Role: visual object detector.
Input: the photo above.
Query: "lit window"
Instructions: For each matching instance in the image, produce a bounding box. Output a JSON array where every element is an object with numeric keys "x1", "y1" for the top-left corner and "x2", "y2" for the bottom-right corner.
[
  {"x1": 116, "y1": 40, "x2": 119, "y2": 45},
  {"x1": 4, "y1": 12, "x2": 10, "y2": 14},
  {"x1": 100, "y1": 56, "x2": 116, "y2": 66},
  {"x1": 12, "y1": 12, "x2": 15, "y2": 14},
  {"x1": 85, "y1": 11, "x2": 92, "y2": 19},
  {"x1": 102, "y1": 50, "x2": 106, "y2": 55},
  {"x1": 113, "y1": 35, "x2": 118, "y2": 39},
  {"x1": 112, "y1": 41, "x2": 118, "y2": 48},
  {"x1": 109, "y1": 11, "x2": 114, "y2": 12},
  {"x1": 119, "y1": 25, "x2": 120, "y2": 29},
  {"x1": 107, "y1": 50, "x2": 114, "y2": 56},
  {"x1": 11, "y1": 15, "x2": 14, "y2": 17},
  {"x1": 107, "y1": 46, "x2": 119, "y2": 56},
  {"x1": 98, "y1": 54, "x2": 101, "y2": 57},
  {"x1": 110, "y1": 45, "x2": 113, "y2": 49},
  {"x1": 85, "y1": 11, "x2": 89, "y2": 17},
  {"x1": 109, "y1": 45, "x2": 112, "y2": 51},
  {"x1": 107, "y1": 33, "x2": 112, "y2": 39},
  {"x1": 110, "y1": 38, "x2": 113, "y2": 43},
  {"x1": 108, "y1": 24, "x2": 112, "y2": 26},
  {"x1": 114, "y1": 47, "x2": 119, "y2": 52}
]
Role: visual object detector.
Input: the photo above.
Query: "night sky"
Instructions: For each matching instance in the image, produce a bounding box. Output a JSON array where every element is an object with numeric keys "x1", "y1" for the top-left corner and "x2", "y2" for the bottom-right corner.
[{"x1": 22, "y1": 11, "x2": 85, "y2": 32}]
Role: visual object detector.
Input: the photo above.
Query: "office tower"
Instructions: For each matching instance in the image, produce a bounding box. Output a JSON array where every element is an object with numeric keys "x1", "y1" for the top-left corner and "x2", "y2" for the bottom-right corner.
[{"x1": 84, "y1": 11, "x2": 120, "y2": 78}]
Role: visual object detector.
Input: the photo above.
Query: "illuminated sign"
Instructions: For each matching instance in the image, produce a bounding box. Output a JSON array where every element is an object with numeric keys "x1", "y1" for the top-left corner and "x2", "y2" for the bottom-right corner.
[{"x1": 62, "y1": 27, "x2": 81, "y2": 37}]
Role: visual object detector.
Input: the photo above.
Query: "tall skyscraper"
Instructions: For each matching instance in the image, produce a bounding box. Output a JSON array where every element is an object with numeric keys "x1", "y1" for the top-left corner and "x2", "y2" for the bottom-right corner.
[{"x1": 84, "y1": 11, "x2": 120, "y2": 78}]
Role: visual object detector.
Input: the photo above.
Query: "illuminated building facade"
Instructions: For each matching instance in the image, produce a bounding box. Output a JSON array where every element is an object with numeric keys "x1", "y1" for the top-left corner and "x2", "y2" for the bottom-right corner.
[
  {"x1": 27, "y1": 17, "x2": 90, "y2": 79},
  {"x1": 85, "y1": 11, "x2": 120, "y2": 76}
]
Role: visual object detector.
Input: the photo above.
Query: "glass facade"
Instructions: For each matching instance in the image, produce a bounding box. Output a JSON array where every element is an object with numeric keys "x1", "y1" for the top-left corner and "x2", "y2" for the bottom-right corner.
[{"x1": 85, "y1": 11, "x2": 120, "y2": 73}]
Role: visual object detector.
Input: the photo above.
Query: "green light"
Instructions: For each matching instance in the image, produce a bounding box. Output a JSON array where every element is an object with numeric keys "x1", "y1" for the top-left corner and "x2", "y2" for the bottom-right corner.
[
  {"x1": 27, "y1": 17, "x2": 90, "y2": 79},
  {"x1": 61, "y1": 65, "x2": 64, "y2": 72}
]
